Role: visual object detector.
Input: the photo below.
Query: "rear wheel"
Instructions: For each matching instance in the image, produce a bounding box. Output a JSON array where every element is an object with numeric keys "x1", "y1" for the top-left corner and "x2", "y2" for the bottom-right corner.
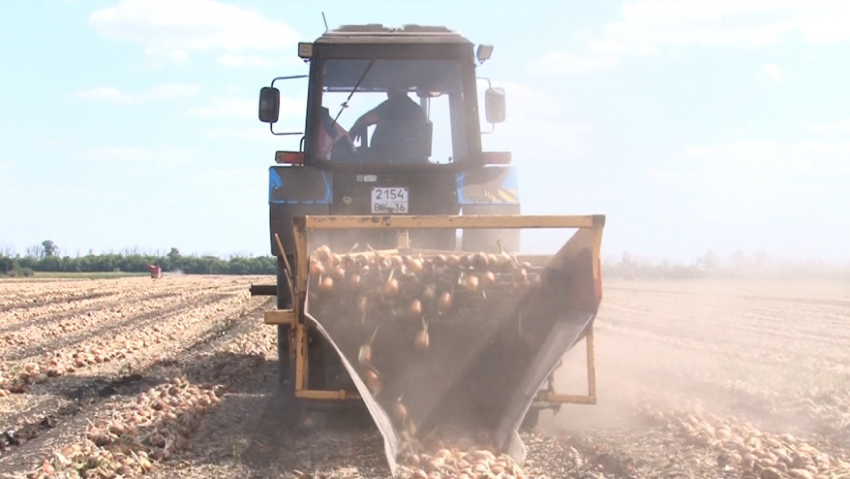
[{"x1": 276, "y1": 255, "x2": 295, "y2": 394}]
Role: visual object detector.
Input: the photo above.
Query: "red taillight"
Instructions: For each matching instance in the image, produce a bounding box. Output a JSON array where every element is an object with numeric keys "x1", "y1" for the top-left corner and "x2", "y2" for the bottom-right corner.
[
  {"x1": 275, "y1": 151, "x2": 305, "y2": 164},
  {"x1": 482, "y1": 151, "x2": 512, "y2": 165}
]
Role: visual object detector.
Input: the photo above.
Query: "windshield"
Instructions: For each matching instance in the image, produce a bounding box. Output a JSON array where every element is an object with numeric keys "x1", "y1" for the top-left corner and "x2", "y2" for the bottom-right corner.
[{"x1": 315, "y1": 58, "x2": 469, "y2": 166}]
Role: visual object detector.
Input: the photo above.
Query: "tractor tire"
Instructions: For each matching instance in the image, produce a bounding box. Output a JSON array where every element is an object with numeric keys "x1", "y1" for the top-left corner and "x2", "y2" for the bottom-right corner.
[{"x1": 276, "y1": 255, "x2": 295, "y2": 394}]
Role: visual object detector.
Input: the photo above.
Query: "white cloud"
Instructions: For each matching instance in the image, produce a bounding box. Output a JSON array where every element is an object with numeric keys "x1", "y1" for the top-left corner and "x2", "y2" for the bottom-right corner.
[
  {"x1": 89, "y1": 0, "x2": 299, "y2": 65},
  {"x1": 197, "y1": 127, "x2": 291, "y2": 145},
  {"x1": 626, "y1": 139, "x2": 850, "y2": 259},
  {"x1": 529, "y1": 53, "x2": 619, "y2": 75},
  {"x1": 189, "y1": 95, "x2": 305, "y2": 120},
  {"x1": 808, "y1": 119, "x2": 850, "y2": 135},
  {"x1": 533, "y1": 0, "x2": 850, "y2": 75},
  {"x1": 72, "y1": 83, "x2": 200, "y2": 104},
  {"x1": 645, "y1": 140, "x2": 850, "y2": 201},
  {"x1": 147, "y1": 83, "x2": 201, "y2": 99},
  {"x1": 218, "y1": 55, "x2": 275, "y2": 68},
  {"x1": 760, "y1": 63, "x2": 785, "y2": 81},
  {"x1": 73, "y1": 87, "x2": 135, "y2": 104},
  {"x1": 188, "y1": 98, "x2": 254, "y2": 120},
  {"x1": 80, "y1": 146, "x2": 201, "y2": 165}
]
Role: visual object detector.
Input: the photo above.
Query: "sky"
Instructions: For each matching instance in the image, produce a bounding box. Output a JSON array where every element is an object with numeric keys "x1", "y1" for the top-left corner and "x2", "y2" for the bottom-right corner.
[{"x1": 1, "y1": 0, "x2": 849, "y2": 263}]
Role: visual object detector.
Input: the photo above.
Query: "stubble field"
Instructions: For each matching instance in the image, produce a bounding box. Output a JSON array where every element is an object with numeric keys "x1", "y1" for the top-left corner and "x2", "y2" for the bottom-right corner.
[{"x1": 0, "y1": 275, "x2": 848, "y2": 479}]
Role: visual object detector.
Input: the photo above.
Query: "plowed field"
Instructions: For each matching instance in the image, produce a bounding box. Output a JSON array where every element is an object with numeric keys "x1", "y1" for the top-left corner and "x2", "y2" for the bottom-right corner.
[{"x1": 1, "y1": 276, "x2": 848, "y2": 479}]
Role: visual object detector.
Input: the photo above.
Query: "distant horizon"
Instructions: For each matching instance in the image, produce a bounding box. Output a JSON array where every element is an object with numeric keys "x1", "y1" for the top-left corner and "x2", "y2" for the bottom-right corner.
[{"x1": 3, "y1": 240, "x2": 848, "y2": 270}]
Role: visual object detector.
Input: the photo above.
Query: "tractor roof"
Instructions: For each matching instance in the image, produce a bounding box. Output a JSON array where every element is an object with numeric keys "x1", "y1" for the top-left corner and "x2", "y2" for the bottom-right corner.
[{"x1": 315, "y1": 24, "x2": 473, "y2": 45}]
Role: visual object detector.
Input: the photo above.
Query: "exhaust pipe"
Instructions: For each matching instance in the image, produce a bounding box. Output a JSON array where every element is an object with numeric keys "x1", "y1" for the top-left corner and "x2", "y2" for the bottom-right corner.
[{"x1": 249, "y1": 284, "x2": 277, "y2": 296}]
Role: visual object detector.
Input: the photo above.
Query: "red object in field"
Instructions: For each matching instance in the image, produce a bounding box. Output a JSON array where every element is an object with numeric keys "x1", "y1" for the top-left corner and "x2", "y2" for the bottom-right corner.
[{"x1": 146, "y1": 264, "x2": 162, "y2": 279}]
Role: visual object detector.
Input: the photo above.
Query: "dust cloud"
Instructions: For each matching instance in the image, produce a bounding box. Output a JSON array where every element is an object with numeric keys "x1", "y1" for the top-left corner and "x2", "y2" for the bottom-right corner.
[{"x1": 538, "y1": 276, "x2": 850, "y2": 442}]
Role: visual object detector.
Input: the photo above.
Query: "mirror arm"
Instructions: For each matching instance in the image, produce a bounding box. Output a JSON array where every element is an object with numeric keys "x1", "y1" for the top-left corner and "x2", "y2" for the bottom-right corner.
[
  {"x1": 270, "y1": 123, "x2": 304, "y2": 137},
  {"x1": 271, "y1": 74, "x2": 309, "y2": 88}
]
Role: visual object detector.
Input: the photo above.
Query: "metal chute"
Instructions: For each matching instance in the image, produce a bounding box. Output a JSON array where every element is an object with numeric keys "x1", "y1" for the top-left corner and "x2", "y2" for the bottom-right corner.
[{"x1": 284, "y1": 215, "x2": 604, "y2": 477}]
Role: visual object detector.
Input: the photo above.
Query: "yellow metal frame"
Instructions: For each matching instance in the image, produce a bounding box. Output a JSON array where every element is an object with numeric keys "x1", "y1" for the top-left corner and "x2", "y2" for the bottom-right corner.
[{"x1": 272, "y1": 214, "x2": 604, "y2": 405}]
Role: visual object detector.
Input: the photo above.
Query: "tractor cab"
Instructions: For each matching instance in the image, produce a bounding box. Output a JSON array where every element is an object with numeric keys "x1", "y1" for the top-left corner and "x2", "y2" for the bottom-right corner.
[
  {"x1": 258, "y1": 25, "x2": 517, "y2": 256},
  {"x1": 259, "y1": 24, "x2": 507, "y2": 170}
]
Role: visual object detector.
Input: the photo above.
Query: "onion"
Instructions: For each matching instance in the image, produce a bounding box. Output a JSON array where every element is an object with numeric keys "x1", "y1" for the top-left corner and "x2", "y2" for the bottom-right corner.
[
  {"x1": 363, "y1": 368, "x2": 381, "y2": 397},
  {"x1": 384, "y1": 278, "x2": 399, "y2": 296},
  {"x1": 393, "y1": 398, "x2": 408, "y2": 425},
  {"x1": 421, "y1": 285, "x2": 436, "y2": 302},
  {"x1": 331, "y1": 265, "x2": 346, "y2": 281},
  {"x1": 330, "y1": 253, "x2": 341, "y2": 267},
  {"x1": 409, "y1": 299, "x2": 422, "y2": 317},
  {"x1": 496, "y1": 239, "x2": 514, "y2": 269},
  {"x1": 464, "y1": 275, "x2": 480, "y2": 293},
  {"x1": 432, "y1": 254, "x2": 447, "y2": 267},
  {"x1": 362, "y1": 368, "x2": 379, "y2": 383},
  {"x1": 359, "y1": 327, "x2": 378, "y2": 367},
  {"x1": 320, "y1": 277, "x2": 334, "y2": 292},
  {"x1": 473, "y1": 252, "x2": 489, "y2": 270},
  {"x1": 349, "y1": 273, "x2": 361, "y2": 286},
  {"x1": 482, "y1": 271, "x2": 496, "y2": 287},
  {"x1": 358, "y1": 344, "x2": 372, "y2": 366},
  {"x1": 315, "y1": 245, "x2": 331, "y2": 262},
  {"x1": 390, "y1": 255, "x2": 403, "y2": 268},
  {"x1": 514, "y1": 268, "x2": 528, "y2": 285},
  {"x1": 309, "y1": 260, "x2": 325, "y2": 277},
  {"x1": 415, "y1": 318, "x2": 429, "y2": 352},
  {"x1": 446, "y1": 255, "x2": 460, "y2": 269},
  {"x1": 408, "y1": 257, "x2": 424, "y2": 274},
  {"x1": 460, "y1": 255, "x2": 471, "y2": 269},
  {"x1": 437, "y1": 292, "x2": 452, "y2": 313}
]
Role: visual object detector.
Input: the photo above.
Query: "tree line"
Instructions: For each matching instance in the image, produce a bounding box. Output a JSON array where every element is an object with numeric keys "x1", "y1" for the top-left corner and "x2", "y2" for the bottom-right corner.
[{"x1": 1, "y1": 241, "x2": 275, "y2": 277}]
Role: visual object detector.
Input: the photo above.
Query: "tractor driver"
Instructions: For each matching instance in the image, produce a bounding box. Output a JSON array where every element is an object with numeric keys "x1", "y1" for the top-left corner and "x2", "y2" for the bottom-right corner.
[
  {"x1": 348, "y1": 84, "x2": 430, "y2": 163},
  {"x1": 317, "y1": 106, "x2": 355, "y2": 161}
]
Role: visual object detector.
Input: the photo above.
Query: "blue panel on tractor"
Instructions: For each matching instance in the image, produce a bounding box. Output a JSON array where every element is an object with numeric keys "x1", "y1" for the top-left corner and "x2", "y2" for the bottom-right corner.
[
  {"x1": 269, "y1": 167, "x2": 333, "y2": 205},
  {"x1": 456, "y1": 166, "x2": 519, "y2": 206}
]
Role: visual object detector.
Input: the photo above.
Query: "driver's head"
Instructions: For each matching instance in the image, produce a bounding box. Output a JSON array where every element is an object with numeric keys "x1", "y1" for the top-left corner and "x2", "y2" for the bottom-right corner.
[{"x1": 386, "y1": 81, "x2": 410, "y2": 99}]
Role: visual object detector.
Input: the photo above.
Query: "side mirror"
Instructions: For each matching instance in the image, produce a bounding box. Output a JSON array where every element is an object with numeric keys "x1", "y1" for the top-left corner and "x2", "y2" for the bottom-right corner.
[
  {"x1": 258, "y1": 87, "x2": 281, "y2": 123},
  {"x1": 485, "y1": 87, "x2": 506, "y2": 123}
]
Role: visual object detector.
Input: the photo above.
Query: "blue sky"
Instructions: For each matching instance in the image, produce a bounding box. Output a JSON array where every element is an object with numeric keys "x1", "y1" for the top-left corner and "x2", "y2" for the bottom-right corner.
[{"x1": 1, "y1": 0, "x2": 848, "y2": 263}]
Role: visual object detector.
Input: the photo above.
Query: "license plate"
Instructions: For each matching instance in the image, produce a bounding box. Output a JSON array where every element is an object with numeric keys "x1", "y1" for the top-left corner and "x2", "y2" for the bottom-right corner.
[{"x1": 371, "y1": 187, "x2": 409, "y2": 214}]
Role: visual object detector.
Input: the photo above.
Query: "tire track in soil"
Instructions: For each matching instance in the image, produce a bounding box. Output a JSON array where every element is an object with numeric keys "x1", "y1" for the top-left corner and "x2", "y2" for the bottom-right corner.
[
  {"x1": 0, "y1": 294, "x2": 272, "y2": 461},
  {"x1": 0, "y1": 374, "x2": 161, "y2": 454}
]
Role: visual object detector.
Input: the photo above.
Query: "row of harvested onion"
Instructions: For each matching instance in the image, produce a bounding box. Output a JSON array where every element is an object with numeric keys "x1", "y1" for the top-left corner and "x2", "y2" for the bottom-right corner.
[
  {"x1": 395, "y1": 438, "x2": 529, "y2": 479},
  {"x1": 23, "y1": 317, "x2": 277, "y2": 479},
  {"x1": 26, "y1": 376, "x2": 221, "y2": 479},
  {"x1": 638, "y1": 402, "x2": 850, "y2": 479},
  {"x1": 0, "y1": 291, "x2": 251, "y2": 397}
]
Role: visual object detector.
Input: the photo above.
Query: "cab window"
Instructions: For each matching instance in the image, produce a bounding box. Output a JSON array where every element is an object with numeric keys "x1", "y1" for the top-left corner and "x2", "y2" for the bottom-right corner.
[{"x1": 316, "y1": 58, "x2": 468, "y2": 166}]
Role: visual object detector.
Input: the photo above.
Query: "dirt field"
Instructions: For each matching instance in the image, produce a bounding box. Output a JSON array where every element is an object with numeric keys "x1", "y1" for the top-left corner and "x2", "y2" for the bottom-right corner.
[{"x1": 1, "y1": 275, "x2": 848, "y2": 479}]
